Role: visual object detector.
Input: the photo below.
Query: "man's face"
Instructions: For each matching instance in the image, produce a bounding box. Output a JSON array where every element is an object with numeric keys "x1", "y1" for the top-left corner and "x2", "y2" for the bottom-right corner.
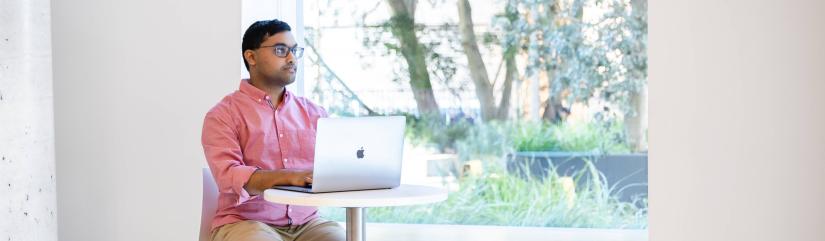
[{"x1": 246, "y1": 31, "x2": 298, "y2": 87}]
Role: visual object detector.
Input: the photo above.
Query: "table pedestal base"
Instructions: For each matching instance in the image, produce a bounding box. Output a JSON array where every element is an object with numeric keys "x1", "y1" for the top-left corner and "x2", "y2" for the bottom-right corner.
[{"x1": 346, "y1": 207, "x2": 366, "y2": 241}]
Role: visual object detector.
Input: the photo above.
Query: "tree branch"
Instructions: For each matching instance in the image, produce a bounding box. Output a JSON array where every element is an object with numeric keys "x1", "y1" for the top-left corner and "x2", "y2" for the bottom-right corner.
[{"x1": 304, "y1": 37, "x2": 379, "y2": 115}]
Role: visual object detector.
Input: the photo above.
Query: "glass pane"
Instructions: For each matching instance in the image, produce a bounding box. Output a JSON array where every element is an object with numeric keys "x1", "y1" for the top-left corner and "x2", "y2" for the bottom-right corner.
[{"x1": 303, "y1": 0, "x2": 647, "y2": 231}]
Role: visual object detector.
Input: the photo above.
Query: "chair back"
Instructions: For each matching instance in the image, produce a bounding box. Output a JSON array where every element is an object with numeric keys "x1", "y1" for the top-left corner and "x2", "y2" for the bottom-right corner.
[{"x1": 200, "y1": 168, "x2": 219, "y2": 241}]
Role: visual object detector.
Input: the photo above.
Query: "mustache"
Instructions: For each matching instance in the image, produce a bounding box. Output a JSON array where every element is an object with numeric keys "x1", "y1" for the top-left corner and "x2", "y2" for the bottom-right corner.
[{"x1": 282, "y1": 64, "x2": 296, "y2": 70}]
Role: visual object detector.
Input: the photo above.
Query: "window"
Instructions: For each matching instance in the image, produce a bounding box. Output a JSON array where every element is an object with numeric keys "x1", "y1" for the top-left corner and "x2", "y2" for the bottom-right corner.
[{"x1": 304, "y1": 0, "x2": 648, "y2": 230}]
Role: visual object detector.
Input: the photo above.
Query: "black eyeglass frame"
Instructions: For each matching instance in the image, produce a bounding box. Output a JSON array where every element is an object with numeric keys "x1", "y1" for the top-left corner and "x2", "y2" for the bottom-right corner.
[{"x1": 258, "y1": 44, "x2": 304, "y2": 58}]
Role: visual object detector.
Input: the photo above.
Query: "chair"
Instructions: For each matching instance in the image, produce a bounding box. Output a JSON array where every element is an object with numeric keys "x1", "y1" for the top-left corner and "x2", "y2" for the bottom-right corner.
[{"x1": 200, "y1": 168, "x2": 219, "y2": 241}]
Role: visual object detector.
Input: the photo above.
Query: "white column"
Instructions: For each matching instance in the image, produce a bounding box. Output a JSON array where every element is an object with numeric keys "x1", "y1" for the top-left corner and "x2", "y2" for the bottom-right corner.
[{"x1": 0, "y1": 0, "x2": 58, "y2": 240}]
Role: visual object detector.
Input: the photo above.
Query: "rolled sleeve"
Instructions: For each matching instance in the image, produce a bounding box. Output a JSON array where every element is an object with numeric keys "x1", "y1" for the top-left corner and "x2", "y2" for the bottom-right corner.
[
  {"x1": 202, "y1": 109, "x2": 258, "y2": 205},
  {"x1": 319, "y1": 106, "x2": 330, "y2": 118},
  {"x1": 227, "y1": 165, "x2": 258, "y2": 204}
]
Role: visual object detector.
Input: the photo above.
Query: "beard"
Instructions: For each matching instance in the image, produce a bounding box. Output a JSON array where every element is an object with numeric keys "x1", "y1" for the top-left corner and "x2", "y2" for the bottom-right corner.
[{"x1": 263, "y1": 64, "x2": 296, "y2": 86}]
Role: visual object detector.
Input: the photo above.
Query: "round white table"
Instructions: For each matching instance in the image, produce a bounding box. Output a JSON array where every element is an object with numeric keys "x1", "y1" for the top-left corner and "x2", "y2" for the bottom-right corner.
[{"x1": 264, "y1": 184, "x2": 448, "y2": 241}]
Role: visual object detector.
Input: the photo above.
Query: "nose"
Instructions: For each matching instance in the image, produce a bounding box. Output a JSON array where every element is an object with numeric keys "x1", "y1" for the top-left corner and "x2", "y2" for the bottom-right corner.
[{"x1": 285, "y1": 51, "x2": 295, "y2": 64}]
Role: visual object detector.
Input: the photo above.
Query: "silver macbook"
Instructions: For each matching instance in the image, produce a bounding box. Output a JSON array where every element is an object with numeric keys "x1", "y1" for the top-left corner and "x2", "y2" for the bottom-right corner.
[{"x1": 273, "y1": 116, "x2": 406, "y2": 193}]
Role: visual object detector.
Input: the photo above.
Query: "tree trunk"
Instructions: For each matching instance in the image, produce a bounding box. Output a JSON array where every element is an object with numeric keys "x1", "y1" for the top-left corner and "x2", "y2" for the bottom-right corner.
[
  {"x1": 387, "y1": 0, "x2": 441, "y2": 117},
  {"x1": 457, "y1": 0, "x2": 498, "y2": 122},
  {"x1": 541, "y1": 62, "x2": 568, "y2": 123},
  {"x1": 539, "y1": 1, "x2": 565, "y2": 123},
  {"x1": 624, "y1": 0, "x2": 647, "y2": 152},
  {"x1": 625, "y1": 87, "x2": 647, "y2": 152},
  {"x1": 541, "y1": 93, "x2": 566, "y2": 123},
  {"x1": 496, "y1": 52, "x2": 516, "y2": 120}
]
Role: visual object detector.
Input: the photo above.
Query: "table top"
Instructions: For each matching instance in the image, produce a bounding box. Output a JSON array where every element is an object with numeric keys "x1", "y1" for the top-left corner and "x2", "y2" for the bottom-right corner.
[{"x1": 263, "y1": 184, "x2": 448, "y2": 208}]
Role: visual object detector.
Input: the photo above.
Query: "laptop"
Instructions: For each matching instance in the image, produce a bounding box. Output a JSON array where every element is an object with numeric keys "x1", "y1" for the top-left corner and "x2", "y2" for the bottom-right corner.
[{"x1": 272, "y1": 116, "x2": 406, "y2": 193}]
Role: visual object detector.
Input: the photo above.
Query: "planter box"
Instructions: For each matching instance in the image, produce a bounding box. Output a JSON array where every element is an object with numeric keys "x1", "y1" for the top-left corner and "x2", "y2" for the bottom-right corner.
[
  {"x1": 426, "y1": 154, "x2": 460, "y2": 177},
  {"x1": 506, "y1": 152, "x2": 648, "y2": 203}
]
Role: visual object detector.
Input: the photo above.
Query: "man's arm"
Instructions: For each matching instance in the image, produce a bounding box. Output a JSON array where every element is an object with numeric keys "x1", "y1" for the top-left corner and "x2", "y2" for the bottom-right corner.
[
  {"x1": 204, "y1": 108, "x2": 311, "y2": 204},
  {"x1": 244, "y1": 169, "x2": 313, "y2": 195}
]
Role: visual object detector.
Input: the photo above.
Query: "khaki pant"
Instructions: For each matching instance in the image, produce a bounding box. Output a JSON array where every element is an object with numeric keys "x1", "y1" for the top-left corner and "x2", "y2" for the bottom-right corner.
[{"x1": 211, "y1": 218, "x2": 345, "y2": 241}]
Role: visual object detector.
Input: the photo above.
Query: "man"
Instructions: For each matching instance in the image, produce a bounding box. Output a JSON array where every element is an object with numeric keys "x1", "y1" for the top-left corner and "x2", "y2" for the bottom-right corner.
[{"x1": 202, "y1": 19, "x2": 345, "y2": 241}]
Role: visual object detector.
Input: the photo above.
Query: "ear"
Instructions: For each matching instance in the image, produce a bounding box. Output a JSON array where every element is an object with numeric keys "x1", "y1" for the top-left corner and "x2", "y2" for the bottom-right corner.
[{"x1": 243, "y1": 49, "x2": 257, "y2": 68}]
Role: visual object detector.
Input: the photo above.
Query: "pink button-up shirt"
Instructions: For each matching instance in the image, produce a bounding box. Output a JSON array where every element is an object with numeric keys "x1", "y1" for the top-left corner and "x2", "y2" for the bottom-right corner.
[{"x1": 202, "y1": 79, "x2": 328, "y2": 231}]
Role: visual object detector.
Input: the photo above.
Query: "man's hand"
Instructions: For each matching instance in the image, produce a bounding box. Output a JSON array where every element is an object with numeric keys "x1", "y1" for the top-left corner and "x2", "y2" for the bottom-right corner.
[
  {"x1": 287, "y1": 170, "x2": 313, "y2": 187},
  {"x1": 244, "y1": 169, "x2": 313, "y2": 195}
]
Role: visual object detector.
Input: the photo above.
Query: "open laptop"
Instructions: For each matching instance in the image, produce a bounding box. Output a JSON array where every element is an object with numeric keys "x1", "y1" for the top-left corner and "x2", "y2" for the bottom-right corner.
[{"x1": 272, "y1": 116, "x2": 406, "y2": 193}]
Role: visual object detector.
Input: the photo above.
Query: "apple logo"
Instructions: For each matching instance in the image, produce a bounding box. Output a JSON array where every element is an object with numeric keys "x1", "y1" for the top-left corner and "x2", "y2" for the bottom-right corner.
[{"x1": 356, "y1": 147, "x2": 365, "y2": 159}]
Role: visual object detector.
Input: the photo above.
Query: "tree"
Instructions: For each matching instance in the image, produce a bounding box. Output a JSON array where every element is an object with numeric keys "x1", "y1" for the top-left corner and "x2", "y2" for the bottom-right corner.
[
  {"x1": 514, "y1": 0, "x2": 646, "y2": 125},
  {"x1": 456, "y1": 0, "x2": 516, "y2": 122},
  {"x1": 386, "y1": 0, "x2": 442, "y2": 117},
  {"x1": 622, "y1": 0, "x2": 648, "y2": 151},
  {"x1": 525, "y1": 0, "x2": 587, "y2": 123}
]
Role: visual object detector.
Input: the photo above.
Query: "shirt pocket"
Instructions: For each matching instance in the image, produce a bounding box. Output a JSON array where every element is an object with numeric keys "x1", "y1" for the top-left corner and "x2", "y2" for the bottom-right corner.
[{"x1": 289, "y1": 129, "x2": 316, "y2": 169}]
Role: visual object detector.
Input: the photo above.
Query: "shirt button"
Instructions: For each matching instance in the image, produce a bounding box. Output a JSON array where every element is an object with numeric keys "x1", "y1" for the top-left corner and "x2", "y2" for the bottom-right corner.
[
  {"x1": 279, "y1": 133, "x2": 284, "y2": 138},
  {"x1": 288, "y1": 208, "x2": 293, "y2": 212},
  {"x1": 284, "y1": 158, "x2": 289, "y2": 163}
]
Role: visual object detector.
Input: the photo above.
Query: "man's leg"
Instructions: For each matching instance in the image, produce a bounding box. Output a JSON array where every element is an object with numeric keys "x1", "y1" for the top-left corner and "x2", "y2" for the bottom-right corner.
[
  {"x1": 286, "y1": 218, "x2": 345, "y2": 241},
  {"x1": 211, "y1": 220, "x2": 286, "y2": 241}
]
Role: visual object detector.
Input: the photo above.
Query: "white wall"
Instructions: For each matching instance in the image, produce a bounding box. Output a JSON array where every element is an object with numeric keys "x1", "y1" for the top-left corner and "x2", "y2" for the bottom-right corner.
[
  {"x1": 650, "y1": 0, "x2": 825, "y2": 240},
  {"x1": 0, "y1": 0, "x2": 58, "y2": 240},
  {"x1": 51, "y1": 0, "x2": 239, "y2": 240}
]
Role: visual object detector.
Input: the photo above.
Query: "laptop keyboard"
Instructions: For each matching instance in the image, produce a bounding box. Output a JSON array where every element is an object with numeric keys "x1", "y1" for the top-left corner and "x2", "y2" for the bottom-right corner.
[{"x1": 273, "y1": 185, "x2": 313, "y2": 193}]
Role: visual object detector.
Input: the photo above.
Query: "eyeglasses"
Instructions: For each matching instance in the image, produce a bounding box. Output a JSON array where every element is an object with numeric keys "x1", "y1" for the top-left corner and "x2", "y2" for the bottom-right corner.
[{"x1": 258, "y1": 44, "x2": 304, "y2": 58}]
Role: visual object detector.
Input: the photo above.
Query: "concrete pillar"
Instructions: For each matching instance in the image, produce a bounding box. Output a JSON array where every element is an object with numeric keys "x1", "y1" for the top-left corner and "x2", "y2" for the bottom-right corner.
[{"x1": 0, "y1": 0, "x2": 58, "y2": 241}]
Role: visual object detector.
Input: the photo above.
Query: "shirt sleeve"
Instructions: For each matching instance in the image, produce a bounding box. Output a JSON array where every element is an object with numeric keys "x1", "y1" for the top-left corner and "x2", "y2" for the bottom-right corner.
[
  {"x1": 319, "y1": 106, "x2": 330, "y2": 118},
  {"x1": 201, "y1": 109, "x2": 258, "y2": 206}
]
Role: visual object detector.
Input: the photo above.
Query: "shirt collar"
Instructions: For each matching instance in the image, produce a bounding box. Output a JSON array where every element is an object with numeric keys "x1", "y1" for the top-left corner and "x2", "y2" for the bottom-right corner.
[{"x1": 239, "y1": 79, "x2": 292, "y2": 104}]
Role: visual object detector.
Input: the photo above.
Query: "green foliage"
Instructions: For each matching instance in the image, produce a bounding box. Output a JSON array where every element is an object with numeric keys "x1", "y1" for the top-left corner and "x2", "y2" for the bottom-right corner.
[
  {"x1": 454, "y1": 121, "x2": 512, "y2": 163},
  {"x1": 318, "y1": 163, "x2": 647, "y2": 229},
  {"x1": 470, "y1": 120, "x2": 632, "y2": 153},
  {"x1": 493, "y1": 0, "x2": 648, "y2": 114},
  {"x1": 498, "y1": 122, "x2": 630, "y2": 154},
  {"x1": 403, "y1": 114, "x2": 472, "y2": 153},
  {"x1": 552, "y1": 121, "x2": 631, "y2": 153},
  {"x1": 507, "y1": 121, "x2": 559, "y2": 152},
  {"x1": 411, "y1": 117, "x2": 632, "y2": 155}
]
